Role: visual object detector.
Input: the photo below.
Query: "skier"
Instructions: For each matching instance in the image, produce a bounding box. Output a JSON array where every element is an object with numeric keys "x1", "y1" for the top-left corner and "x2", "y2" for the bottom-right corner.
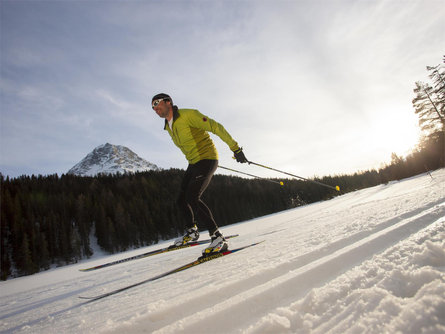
[{"x1": 152, "y1": 93, "x2": 248, "y2": 256}]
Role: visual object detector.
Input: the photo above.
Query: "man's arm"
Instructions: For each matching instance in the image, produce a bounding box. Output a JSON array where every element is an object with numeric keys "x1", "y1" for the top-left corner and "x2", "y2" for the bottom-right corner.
[{"x1": 187, "y1": 109, "x2": 240, "y2": 152}]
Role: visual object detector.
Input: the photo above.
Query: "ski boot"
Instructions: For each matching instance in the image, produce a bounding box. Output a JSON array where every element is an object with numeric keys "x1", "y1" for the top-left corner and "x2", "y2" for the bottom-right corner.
[
  {"x1": 202, "y1": 230, "x2": 228, "y2": 256},
  {"x1": 173, "y1": 225, "x2": 200, "y2": 247}
]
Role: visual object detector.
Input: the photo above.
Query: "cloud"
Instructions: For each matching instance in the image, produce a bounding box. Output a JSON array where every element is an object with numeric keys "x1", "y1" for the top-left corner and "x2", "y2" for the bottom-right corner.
[{"x1": 0, "y1": 0, "x2": 443, "y2": 177}]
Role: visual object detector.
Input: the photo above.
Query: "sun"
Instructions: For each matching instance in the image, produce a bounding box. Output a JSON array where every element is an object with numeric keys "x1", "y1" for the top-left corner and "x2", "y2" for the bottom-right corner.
[{"x1": 369, "y1": 107, "x2": 421, "y2": 160}]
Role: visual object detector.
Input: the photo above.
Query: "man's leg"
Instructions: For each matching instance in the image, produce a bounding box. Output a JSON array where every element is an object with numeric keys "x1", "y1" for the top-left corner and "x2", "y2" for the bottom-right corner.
[
  {"x1": 181, "y1": 160, "x2": 219, "y2": 235},
  {"x1": 177, "y1": 166, "x2": 194, "y2": 226}
]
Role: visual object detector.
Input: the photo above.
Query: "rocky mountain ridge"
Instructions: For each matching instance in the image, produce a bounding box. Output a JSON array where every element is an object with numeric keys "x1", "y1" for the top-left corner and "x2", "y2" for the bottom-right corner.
[{"x1": 68, "y1": 143, "x2": 159, "y2": 176}]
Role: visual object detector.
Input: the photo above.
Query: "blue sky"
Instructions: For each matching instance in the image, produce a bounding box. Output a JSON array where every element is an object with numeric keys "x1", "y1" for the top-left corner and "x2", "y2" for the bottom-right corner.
[{"x1": 1, "y1": 0, "x2": 444, "y2": 179}]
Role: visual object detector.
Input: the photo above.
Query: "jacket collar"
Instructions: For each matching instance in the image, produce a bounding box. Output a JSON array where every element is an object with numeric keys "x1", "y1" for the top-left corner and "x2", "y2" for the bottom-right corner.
[{"x1": 164, "y1": 106, "x2": 180, "y2": 130}]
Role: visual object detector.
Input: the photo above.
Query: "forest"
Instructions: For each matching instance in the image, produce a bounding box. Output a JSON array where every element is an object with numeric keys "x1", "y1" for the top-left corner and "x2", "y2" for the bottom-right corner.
[
  {"x1": 1, "y1": 131, "x2": 442, "y2": 280},
  {"x1": 1, "y1": 61, "x2": 444, "y2": 280}
]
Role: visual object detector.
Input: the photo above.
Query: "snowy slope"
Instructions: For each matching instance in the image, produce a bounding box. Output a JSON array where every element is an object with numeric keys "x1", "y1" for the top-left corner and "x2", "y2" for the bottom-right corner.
[
  {"x1": 68, "y1": 143, "x2": 159, "y2": 176},
  {"x1": 1, "y1": 169, "x2": 444, "y2": 334}
]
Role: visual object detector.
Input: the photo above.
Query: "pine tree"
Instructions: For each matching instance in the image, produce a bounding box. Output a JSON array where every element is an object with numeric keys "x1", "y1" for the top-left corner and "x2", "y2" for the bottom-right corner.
[
  {"x1": 427, "y1": 62, "x2": 445, "y2": 115},
  {"x1": 413, "y1": 60, "x2": 445, "y2": 169},
  {"x1": 413, "y1": 62, "x2": 445, "y2": 134},
  {"x1": 75, "y1": 194, "x2": 92, "y2": 257},
  {"x1": 18, "y1": 234, "x2": 35, "y2": 275},
  {"x1": 38, "y1": 233, "x2": 51, "y2": 270},
  {"x1": 1, "y1": 214, "x2": 11, "y2": 280}
]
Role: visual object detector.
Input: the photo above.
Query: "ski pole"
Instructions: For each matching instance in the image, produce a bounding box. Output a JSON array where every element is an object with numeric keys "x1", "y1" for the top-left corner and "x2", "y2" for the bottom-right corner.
[
  {"x1": 247, "y1": 161, "x2": 340, "y2": 192},
  {"x1": 218, "y1": 165, "x2": 284, "y2": 186}
]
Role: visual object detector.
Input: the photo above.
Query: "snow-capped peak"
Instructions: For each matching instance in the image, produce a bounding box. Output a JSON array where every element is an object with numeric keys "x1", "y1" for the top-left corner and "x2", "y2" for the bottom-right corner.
[{"x1": 67, "y1": 143, "x2": 159, "y2": 176}]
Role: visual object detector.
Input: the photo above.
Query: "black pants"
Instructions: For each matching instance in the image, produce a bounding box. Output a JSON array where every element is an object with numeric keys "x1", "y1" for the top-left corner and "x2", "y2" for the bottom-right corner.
[{"x1": 177, "y1": 159, "x2": 219, "y2": 236}]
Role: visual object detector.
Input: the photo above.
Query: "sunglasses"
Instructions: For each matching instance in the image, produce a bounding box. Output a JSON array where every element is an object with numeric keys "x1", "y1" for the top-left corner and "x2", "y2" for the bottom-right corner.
[{"x1": 152, "y1": 98, "x2": 166, "y2": 108}]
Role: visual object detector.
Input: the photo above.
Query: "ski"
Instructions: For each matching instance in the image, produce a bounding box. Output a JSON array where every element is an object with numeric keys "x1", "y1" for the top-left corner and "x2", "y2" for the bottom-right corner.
[
  {"x1": 79, "y1": 240, "x2": 264, "y2": 301},
  {"x1": 79, "y1": 234, "x2": 239, "y2": 272}
]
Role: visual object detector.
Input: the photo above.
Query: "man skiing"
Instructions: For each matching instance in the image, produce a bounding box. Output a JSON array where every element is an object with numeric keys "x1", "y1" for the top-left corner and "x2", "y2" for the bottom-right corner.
[{"x1": 152, "y1": 93, "x2": 248, "y2": 256}]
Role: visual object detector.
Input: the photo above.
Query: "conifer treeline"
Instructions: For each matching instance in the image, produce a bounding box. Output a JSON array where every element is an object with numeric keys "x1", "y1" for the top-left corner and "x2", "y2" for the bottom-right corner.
[{"x1": 1, "y1": 133, "x2": 443, "y2": 280}]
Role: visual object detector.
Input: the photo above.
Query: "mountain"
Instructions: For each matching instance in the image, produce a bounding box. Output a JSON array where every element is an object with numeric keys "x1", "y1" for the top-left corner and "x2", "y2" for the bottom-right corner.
[{"x1": 67, "y1": 143, "x2": 159, "y2": 176}]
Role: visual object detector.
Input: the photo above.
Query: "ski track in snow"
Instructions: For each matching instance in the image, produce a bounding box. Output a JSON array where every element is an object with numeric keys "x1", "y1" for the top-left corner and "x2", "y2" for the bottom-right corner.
[{"x1": 0, "y1": 170, "x2": 444, "y2": 334}]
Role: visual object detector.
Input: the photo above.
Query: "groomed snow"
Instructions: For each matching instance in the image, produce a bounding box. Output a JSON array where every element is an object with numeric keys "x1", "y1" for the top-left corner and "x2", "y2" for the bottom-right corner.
[{"x1": 1, "y1": 169, "x2": 444, "y2": 334}]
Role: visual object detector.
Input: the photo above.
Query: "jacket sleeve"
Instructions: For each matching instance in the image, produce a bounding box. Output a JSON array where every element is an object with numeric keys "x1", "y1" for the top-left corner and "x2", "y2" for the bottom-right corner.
[{"x1": 187, "y1": 109, "x2": 240, "y2": 152}]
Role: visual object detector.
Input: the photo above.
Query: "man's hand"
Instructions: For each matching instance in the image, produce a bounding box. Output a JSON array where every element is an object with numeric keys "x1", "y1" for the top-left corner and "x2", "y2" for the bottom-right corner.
[{"x1": 234, "y1": 148, "x2": 248, "y2": 163}]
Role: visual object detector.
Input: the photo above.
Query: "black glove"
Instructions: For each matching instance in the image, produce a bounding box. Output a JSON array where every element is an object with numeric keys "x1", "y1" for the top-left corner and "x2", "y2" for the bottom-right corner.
[{"x1": 234, "y1": 148, "x2": 248, "y2": 163}]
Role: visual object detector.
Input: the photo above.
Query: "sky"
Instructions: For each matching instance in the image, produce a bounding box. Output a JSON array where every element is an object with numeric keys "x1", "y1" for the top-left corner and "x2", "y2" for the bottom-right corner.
[{"x1": 1, "y1": 0, "x2": 444, "y2": 179}]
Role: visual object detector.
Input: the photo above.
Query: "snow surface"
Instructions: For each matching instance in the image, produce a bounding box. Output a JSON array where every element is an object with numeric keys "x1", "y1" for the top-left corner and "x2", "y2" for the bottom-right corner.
[{"x1": 1, "y1": 169, "x2": 444, "y2": 334}]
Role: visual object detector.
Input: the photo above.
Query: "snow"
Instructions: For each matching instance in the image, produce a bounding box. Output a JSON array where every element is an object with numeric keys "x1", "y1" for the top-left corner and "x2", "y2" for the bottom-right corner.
[
  {"x1": 68, "y1": 143, "x2": 159, "y2": 176},
  {"x1": 1, "y1": 169, "x2": 444, "y2": 334}
]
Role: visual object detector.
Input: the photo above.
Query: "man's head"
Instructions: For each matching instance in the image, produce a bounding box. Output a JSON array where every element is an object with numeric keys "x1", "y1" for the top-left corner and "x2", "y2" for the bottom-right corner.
[
  {"x1": 152, "y1": 93, "x2": 173, "y2": 120},
  {"x1": 152, "y1": 93, "x2": 172, "y2": 106}
]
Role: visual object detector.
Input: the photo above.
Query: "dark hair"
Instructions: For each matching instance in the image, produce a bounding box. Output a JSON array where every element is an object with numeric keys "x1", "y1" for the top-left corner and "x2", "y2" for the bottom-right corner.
[{"x1": 152, "y1": 93, "x2": 172, "y2": 104}]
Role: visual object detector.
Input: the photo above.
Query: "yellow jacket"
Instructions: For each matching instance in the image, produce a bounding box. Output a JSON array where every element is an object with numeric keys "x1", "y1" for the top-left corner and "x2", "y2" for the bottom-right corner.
[{"x1": 164, "y1": 107, "x2": 240, "y2": 164}]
